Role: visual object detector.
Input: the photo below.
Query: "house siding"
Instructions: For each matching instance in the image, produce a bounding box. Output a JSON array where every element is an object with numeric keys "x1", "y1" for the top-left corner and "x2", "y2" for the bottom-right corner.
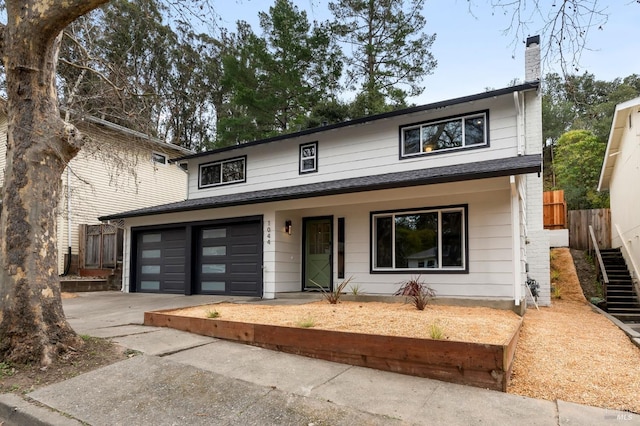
[
  {"x1": 522, "y1": 86, "x2": 550, "y2": 306},
  {"x1": 0, "y1": 117, "x2": 188, "y2": 274},
  {"x1": 187, "y1": 95, "x2": 520, "y2": 199},
  {"x1": 609, "y1": 107, "x2": 640, "y2": 275},
  {"x1": 56, "y1": 125, "x2": 187, "y2": 272},
  {"x1": 122, "y1": 177, "x2": 516, "y2": 300}
]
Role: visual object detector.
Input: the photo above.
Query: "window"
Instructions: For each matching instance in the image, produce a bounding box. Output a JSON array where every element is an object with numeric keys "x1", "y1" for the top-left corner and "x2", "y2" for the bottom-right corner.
[
  {"x1": 151, "y1": 152, "x2": 167, "y2": 165},
  {"x1": 372, "y1": 206, "x2": 467, "y2": 272},
  {"x1": 400, "y1": 111, "x2": 488, "y2": 158},
  {"x1": 299, "y1": 142, "x2": 318, "y2": 174},
  {"x1": 199, "y1": 156, "x2": 246, "y2": 188}
]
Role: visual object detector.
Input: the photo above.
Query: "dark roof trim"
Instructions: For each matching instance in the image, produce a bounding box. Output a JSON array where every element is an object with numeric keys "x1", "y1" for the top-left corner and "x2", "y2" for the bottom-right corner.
[
  {"x1": 100, "y1": 154, "x2": 541, "y2": 221},
  {"x1": 175, "y1": 82, "x2": 540, "y2": 162}
]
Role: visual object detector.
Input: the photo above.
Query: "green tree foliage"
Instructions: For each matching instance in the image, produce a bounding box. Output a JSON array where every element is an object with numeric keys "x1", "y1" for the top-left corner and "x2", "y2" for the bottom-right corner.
[
  {"x1": 554, "y1": 130, "x2": 609, "y2": 210},
  {"x1": 329, "y1": 0, "x2": 437, "y2": 115},
  {"x1": 542, "y1": 72, "x2": 640, "y2": 189},
  {"x1": 217, "y1": 0, "x2": 342, "y2": 145},
  {"x1": 58, "y1": 0, "x2": 221, "y2": 151}
]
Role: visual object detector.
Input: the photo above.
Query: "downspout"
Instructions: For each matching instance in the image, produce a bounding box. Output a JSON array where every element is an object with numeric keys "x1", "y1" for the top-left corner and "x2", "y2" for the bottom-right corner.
[{"x1": 513, "y1": 91, "x2": 524, "y2": 156}]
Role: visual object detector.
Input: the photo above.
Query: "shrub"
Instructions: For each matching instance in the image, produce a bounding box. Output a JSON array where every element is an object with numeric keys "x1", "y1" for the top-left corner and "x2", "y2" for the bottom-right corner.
[
  {"x1": 395, "y1": 276, "x2": 435, "y2": 310},
  {"x1": 429, "y1": 322, "x2": 444, "y2": 340},
  {"x1": 349, "y1": 283, "x2": 363, "y2": 295},
  {"x1": 311, "y1": 276, "x2": 353, "y2": 304},
  {"x1": 205, "y1": 309, "x2": 220, "y2": 319},
  {"x1": 297, "y1": 316, "x2": 316, "y2": 328}
]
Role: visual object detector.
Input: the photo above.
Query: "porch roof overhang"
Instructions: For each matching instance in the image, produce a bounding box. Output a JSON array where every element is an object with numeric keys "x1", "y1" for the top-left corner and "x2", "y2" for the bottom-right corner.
[{"x1": 99, "y1": 154, "x2": 541, "y2": 221}]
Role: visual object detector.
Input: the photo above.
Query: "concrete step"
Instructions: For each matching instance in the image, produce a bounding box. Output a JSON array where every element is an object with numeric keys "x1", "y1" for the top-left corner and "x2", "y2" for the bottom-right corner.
[{"x1": 61, "y1": 278, "x2": 114, "y2": 292}]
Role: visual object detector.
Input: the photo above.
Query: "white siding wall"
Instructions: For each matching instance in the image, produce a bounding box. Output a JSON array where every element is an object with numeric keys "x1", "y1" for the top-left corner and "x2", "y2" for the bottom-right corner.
[
  {"x1": 187, "y1": 95, "x2": 520, "y2": 199},
  {"x1": 123, "y1": 177, "x2": 517, "y2": 300},
  {"x1": 523, "y1": 88, "x2": 550, "y2": 306},
  {"x1": 0, "y1": 119, "x2": 188, "y2": 273},
  {"x1": 56, "y1": 126, "x2": 187, "y2": 271},
  {"x1": 610, "y1": 108, "x2": 640, "y2": 279}
]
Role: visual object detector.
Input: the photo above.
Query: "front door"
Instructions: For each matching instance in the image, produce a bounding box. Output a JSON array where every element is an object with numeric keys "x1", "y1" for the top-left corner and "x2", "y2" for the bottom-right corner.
[{"x1": 303, "y1": 217, "x2": 333, "y2": 291}]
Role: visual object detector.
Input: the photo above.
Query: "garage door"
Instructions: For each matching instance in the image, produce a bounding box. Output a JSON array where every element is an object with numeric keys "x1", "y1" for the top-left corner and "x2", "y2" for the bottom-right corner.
[
  {"x1": 136, "y1": 228, "x2": 186, "y2": 293},
  {"x1": 196, "y1": 220, "x2": 262, "y2": 296}
]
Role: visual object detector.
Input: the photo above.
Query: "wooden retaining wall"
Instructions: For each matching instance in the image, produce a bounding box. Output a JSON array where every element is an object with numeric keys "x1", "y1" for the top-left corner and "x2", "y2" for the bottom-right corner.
[{"x1": 145, "y1": 311, "x2": 522, "y2": 392}]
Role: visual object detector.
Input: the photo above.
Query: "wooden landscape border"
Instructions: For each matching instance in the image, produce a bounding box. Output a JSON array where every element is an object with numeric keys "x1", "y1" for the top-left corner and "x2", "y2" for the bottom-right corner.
[{"x1": 144, "y1": 309, "x2": 522, "y2": 392}]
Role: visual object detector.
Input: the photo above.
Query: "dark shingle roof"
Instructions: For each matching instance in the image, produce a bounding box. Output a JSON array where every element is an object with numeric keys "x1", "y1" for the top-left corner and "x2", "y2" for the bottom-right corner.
[
  {"x1": 100, "y1": 154, "x2": 541, "y2": 221},
  {"x1": 175, "y1": 82, "x2": 539, "y2": 162}
]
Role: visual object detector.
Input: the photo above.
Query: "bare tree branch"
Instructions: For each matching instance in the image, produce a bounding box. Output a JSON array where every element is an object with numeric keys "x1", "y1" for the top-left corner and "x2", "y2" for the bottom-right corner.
[{"x1": 485, "y1": 0, "x2": 609, "y2": 75}]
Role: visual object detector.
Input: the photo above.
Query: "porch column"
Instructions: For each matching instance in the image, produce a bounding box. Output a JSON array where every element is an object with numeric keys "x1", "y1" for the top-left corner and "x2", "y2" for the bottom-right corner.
[
  {"x1": 262, "y1": 210, "x2": 277, "y2": 299},
  {"x1": 510, "y1": 176, "x2": 523, "y2": 305}
]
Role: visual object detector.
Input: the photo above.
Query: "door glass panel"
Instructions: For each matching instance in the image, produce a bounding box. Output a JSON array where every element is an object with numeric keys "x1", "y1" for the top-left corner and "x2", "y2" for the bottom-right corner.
[
  {"x1": 142, "y1": 233, "x2": 161, "y2": 243},
  {"x1": 141, "y1": 265, "x2": 161, "y2": 274},
  {"x1": 142, "y1": 249, "x2": 161, "y2": 259},
  {"x1": 309, "y1": 223, "x2": 331, "y2": 254},
  {"x1": 202, "y1": 264, "x2": 226, "y2": 274},
  {"x1": 203, "y1": 246, "x2": 226, "y2": 256},
  {"x1": 202, "y1": 281, "x2": 225, "y2": 291},
  {"x1": 140, "y1": 280, "x2": 160, "y2": 290},
  {"x1": 305, "y1": 219, "x2": 332, "y2": 290},
  {"x1": 203, "y1": 229, "x2": 226, "y2": 239}
]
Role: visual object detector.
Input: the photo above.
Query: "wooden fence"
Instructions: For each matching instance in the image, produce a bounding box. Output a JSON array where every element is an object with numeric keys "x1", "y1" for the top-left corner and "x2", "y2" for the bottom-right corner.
[
  {"x1": 78, "y1": 223, "x2": 124, "y2": 270},
  {"x1": 567, "y1": 209, "x2": 611, "y2": 250},
  {"x1": 543, "y1": 190, "x2": 567, "y2": 229}
]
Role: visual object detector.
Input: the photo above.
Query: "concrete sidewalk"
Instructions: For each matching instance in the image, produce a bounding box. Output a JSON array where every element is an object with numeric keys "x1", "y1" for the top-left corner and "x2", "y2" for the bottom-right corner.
[{"x1": 1, "y1": 291, "x2": 637, "y2": 425}]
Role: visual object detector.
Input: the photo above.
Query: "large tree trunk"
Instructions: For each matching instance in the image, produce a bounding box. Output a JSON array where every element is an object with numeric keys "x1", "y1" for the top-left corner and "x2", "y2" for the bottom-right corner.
[{"x1": 0, "y1": 0, "x2": 109, "y2": 366}]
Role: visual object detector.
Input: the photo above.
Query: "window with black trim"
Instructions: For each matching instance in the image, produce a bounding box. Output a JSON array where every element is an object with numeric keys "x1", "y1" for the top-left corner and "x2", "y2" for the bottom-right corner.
[
  {"x1": 199, "y1": 156, "x2": 246, "y2": 188},
  {"x1": 151, "y1": 152, "x2": 167, "y2": 165},
  {"x1": 400, "y1": 111, "x2": 488, "y2": 158},
  {"x1": 299, "y1": 142, "x2": 317, "y2": 174},
  {"x1": 372, "y1": 206, "x2": 466, "y2": 272}
]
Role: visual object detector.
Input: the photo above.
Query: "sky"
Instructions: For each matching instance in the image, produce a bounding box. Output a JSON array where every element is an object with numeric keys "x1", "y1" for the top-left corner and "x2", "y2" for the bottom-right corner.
[{"x1": 213, "y1": 0, "x2": 640, "y2": 105}]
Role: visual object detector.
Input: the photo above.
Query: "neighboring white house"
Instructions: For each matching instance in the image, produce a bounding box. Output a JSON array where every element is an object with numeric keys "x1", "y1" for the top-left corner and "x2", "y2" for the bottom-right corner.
[
  {"x1": 598, "y1": 96, "x2": 640, "y2": 284},
  {"x1": 101, "y1": 36, "x2": 550, "y2": 308},
  {"x1": 0, "y1": 110, "x2": 191, "y2": 274}
]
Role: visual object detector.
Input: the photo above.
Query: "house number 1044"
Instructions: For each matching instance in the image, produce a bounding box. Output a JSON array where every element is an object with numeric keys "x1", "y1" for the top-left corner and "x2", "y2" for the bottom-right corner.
[{"x1": 266, "y1": 221, "x2": 271, "y2": 244}]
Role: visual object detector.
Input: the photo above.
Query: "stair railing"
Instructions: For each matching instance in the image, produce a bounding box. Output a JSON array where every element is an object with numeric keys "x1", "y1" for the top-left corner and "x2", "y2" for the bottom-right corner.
[
  {"x1": 588, "y1": 225, "x2": 608, "y2": 300},
  {"x1": 614, "y1": 224, "x2": 640, "y2": 297}
]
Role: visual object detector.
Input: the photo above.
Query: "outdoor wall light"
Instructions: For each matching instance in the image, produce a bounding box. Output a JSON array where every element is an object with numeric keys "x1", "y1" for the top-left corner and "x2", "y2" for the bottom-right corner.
[{"x1": 285, "y1": 220, "x2": 292, "y2": 235}]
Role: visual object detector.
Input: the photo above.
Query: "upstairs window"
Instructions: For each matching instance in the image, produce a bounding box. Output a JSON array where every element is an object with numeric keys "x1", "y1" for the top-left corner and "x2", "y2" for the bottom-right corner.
[
  {"x1": 299, "y1": 142, "x2": 318, "y2": 174},
  {"x1": 400, "y1": 111, "x2": 488, "y2": 158},
  {"x1": 199, "y1": 156, "x2": 246, "y2": 188},
  {"x1": 151, "y1": 152, "x2": 167, "y2": 165}
]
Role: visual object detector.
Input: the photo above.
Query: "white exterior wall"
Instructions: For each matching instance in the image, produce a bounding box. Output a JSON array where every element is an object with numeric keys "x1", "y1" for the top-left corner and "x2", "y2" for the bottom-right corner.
[
  {"x1": 56, "y1": 126, "x2": 187, "y2": 272},
  {"x1": 609, "y1": 108, "x2": 640, "y2": 280},
  {"x1": 0, "y1": 118, "x2": 188, "y2": 273},
  {"x1": 186, "y1": 95, "x2": 520, "y2": 199},
  {"x1": 523, "y1": 85, "x2": 550, "y2": 306},
  {"x1": 122, "y1": 177, "x2": 518, "y2": 300}
]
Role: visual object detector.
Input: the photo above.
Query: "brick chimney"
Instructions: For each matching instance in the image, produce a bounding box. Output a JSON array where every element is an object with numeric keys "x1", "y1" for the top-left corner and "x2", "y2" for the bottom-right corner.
[{"x1": 525, "y1": 35, "x2": 541, "y2": 82}]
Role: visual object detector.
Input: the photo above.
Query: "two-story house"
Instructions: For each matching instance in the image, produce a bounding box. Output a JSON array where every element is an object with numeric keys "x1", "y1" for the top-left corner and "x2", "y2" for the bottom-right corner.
[
  {"x1": 0, "y1": 109, "x2": 191, "y2": 275},
  {"x1": 101, "y1": 36, "x2": 550, "y2": 308}
]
